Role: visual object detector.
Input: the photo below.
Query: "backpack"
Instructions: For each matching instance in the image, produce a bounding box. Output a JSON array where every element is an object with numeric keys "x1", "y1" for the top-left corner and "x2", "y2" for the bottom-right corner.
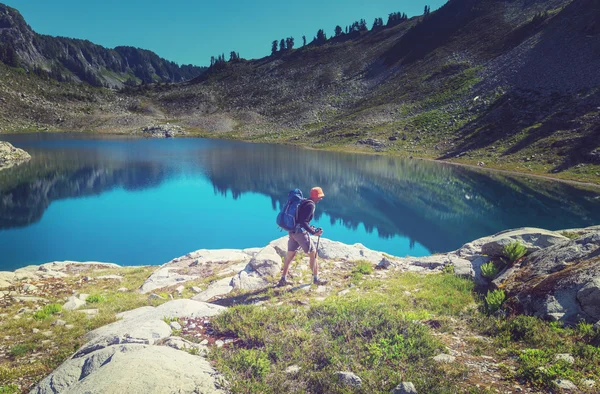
[{"x1": 276, "y1": 188, "x2": 306, "y2": 231}]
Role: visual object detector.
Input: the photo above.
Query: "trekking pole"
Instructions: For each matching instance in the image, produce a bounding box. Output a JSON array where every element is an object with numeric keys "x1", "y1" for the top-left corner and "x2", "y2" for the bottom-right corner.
[{"x1": 316, "y1": 235, "x2": 321, "y2": 258}]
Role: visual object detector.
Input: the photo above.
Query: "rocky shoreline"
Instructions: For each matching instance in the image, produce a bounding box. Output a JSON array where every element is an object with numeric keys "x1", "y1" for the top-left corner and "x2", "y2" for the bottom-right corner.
[
  {"x1": 1, "y1": 225, "x2": 599, "y2": 393},
  {"x1": 0, "y1": 141, "x2": 30, "y2": 171}
]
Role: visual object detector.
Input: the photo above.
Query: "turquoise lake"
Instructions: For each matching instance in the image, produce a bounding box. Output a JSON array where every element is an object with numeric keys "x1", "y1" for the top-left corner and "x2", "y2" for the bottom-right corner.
[{"x1": 1, "y1": 133, "x2": 599, "y2": 271}]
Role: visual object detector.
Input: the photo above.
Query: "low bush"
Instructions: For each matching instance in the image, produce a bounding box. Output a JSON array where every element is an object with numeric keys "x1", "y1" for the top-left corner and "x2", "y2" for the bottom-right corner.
[
  {"x1": 485, "y1": 289, "x2": 505, "y2": 314},
  {"x1": 86, "y1": 294, "x2": 105, "y2": 303},
  {"x1": 32, "y1": 303, "x2": 62, "y2": 321},
  {"x1": 8, "y1": 343, "x2": 36, "y2": 358},
  {"x1": 480, "y1": 261, "x2": 499, "y2": 279}
]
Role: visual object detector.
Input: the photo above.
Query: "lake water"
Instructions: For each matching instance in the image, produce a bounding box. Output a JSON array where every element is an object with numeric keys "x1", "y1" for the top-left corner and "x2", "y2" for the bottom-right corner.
[{"x1": 1, "y1": 133, "x2": 599, "y2": 271}]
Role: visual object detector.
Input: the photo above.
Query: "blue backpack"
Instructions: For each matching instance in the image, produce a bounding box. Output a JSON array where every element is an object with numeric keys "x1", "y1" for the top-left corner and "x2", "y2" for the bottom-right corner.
[{"x1": 276, "y1": 188, "x2": 306, "y2": 231}]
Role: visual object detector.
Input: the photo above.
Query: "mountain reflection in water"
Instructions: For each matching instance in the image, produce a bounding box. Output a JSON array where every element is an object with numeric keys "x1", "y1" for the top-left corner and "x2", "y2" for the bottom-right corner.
[{"x1": 0, "y1": 134, "x2": 599, "y2": 267}]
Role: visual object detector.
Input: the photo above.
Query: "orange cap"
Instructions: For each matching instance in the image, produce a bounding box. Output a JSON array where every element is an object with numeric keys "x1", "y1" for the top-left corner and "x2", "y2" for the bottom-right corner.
[{"x1": 310, "y1": 187, "x2": 325, "y2": 199}]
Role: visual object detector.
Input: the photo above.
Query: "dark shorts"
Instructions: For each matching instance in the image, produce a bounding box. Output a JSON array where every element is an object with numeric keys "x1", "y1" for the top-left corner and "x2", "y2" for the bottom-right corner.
[{"x1": 288, "y1": 231, "x2": 315, "y2": 253}]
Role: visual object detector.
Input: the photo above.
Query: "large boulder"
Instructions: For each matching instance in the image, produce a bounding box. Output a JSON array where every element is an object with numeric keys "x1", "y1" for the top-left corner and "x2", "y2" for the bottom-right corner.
[
  {"x1": 31, "y1": 344, "x2": 225, "y2": 394},
  {"x1": 31, "y1": 300, "x2": 226, "y2": 394},
  {"x1": 317, "y1": 238, "x2": 385, "y2": 264},
  {"x1": 496, "y1": 232, "x2": 600, "y2": 323},
  {"x1": 248, "y1": 246, "x2": 281, "y2": 277},
  {"x1": 0, "y1": 141, "x2": 31, "y2": 170},
  {"x1": 229, "y1": 246, "x2": 281, "y2": 291},
  {"x1": 480, "y1": 228, "x2": 569, "y2": 258}
]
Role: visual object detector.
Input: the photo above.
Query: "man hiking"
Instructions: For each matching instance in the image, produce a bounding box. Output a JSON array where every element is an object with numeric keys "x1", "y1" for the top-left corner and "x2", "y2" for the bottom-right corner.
[{"x1": 277, "y1": 186, "x2": 328, "y2": 287}]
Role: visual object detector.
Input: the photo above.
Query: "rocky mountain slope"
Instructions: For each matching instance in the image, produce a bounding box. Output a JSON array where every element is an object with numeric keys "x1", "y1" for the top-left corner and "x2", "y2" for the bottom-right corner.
[
  {"x1": 0, "y1": 3, "x2": 205, "y2": 87},
  {"x1": 0, "y1": 0, "x2": 599, "y2": 185}
]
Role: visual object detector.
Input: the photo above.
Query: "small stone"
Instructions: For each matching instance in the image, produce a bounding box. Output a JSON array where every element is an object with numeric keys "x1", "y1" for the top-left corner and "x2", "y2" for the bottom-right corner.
[
  {"x1": 582, "y1": 379, "x2": 595, "y2": 388},
  {"x1": 554, "y1": 353, "x2": 574, "y2": 364},
  {"x1": 148, "y1": 293, "x2": 166, "y2": 301},
  {"x1": 200, "y1": 339, "x2": 208, "y2": 345},
  {"x1": 117, "y1": 287, "x2": 129, "y2": 292},
  {"x1": 553, "y1": 379, "x2": 578, "y2": 391},
  {"x1": 392, "y1": 382, "x2": 418, "y2": 394},
  {"x1": 191, "y1": 286, "x2": 202, "y2": 293},
  {"x1": 170, "y1": 321, "x2": 182, "y2": 331},
  {"x1": 64, "y1": 325, "x2": 74, "y2": 330},
  {"x1": 32, "y1": 328, "x2": 39, "y2": 334},
  {"x1": 52, "y1": 319, "x2": 67, "y2": 326},
  {"x1": 215, "y1": 340, "x2": 224, "y2": 348},
  {"x1": 432, "y1": 354, "x2": 455, "y2": 363},
  {"x1": 377, "y1": 257, "x2": 396, "y2": 270},
  {"x1": 176, "y1": 285, "x2": 185, "y2": 296},
  {"x1": 285, "y1": 365, "x2": 301, "y2": 374},
  {"x1": 336, "y1": 371, "x2": 362, "y2": 387}
]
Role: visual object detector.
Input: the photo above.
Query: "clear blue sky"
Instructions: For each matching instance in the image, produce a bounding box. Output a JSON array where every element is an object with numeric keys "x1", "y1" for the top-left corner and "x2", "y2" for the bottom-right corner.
[{"x1": 4, "y1": 0, "x2": 447, "y2": 67}]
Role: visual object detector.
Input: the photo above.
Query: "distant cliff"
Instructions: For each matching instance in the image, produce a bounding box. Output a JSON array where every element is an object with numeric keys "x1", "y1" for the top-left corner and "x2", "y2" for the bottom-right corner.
[{"x1": 0, "y1": 3, "x2": 205, "y2": 87}]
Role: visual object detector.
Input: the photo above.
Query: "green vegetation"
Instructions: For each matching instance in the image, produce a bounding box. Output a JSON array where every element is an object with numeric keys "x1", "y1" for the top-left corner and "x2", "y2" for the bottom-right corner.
[
  {"x1": 350, "y1": 260, "x2": 374, "y2": 281},
  {"x1": 85, "y1": 294, "x2": 106, "y2": 304},
  {"x1": 209, "y1": 271, "x2": 476, "y2": 393},
  {"x1": 0, "y1": 384, "x2": 19, "y2": 394},
  {"x1": 8, "y1": 344, "x2": 36, "y2": 358},
  {"x1": 560, "y1": 231, "x2": 580, "y2": 240},
  {"x1": 32, "y1": 304, "x2": 62, "y2": 321},
  {"x1": 471, "y1": 315, "x2": 600, "y2": 390},
  {"x1": 484, "y1": 289, "x2": 505, "y2": 314},
  {"x1": 480, "y1": 261, "x2": 500, "y2": 279},
  {"x1": 503, "y1": 241, "x2": 528, "y2": 263}
]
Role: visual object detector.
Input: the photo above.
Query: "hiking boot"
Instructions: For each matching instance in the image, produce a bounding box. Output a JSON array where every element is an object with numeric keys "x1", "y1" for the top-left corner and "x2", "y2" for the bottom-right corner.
[
  {"x1": 276, "y1": 278, "x2": 294, "y2": 287},
  {"x1": 313, "y1": 278, "x2": 329, "y2": 286}
]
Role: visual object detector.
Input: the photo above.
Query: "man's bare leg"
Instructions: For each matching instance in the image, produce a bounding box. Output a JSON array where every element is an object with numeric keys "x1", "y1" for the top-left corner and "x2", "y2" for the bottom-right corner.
[
  {"x1": 309, "y1": 250, "x2": 318, "y2": 277},
  {"x1": 280, "y1": 251, "x2": 296, "y2": 280}
]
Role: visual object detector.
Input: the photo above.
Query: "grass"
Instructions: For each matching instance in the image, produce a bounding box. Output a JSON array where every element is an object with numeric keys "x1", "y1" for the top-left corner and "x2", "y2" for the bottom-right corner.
[
  {"x1": 208, "y1": 271, "x2": 477, "y2": 393},
  {"x1": 470, "y1": 314, "x2": 600, "y2": 391}
]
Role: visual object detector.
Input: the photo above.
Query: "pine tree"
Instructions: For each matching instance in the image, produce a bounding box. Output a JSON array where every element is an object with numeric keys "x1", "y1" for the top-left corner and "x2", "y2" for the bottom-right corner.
[
  {"x1": 279, "y1": 38, "x2": 286, "y2": 52},
  {"x1": 359, "y1": 19, "x2": 368, "y2": 31},
  {"x1": 334, "y1": 25, "x2": 343, "y2": 37},
  {"x1": 302, "y1": 35, "x2": 306, "y2": 46},
  {"x1": 372, "y1": 17, "x2": 383, "y2": 30},
  {"x1": 315, "y1": 29, "x2": 326, "y2": 44},
  {"x1": 286, "y1": 37, "x2": 294, "y2": 50},
  {"x1": 271, "y1": 40, "x2": 278, "y2": 55},
  {"x1": 424, "y1": 5, "x2": 431, "y2": 16}
]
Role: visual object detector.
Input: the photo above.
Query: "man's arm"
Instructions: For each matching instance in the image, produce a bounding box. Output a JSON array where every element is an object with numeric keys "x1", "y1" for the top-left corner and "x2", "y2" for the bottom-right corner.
[{"x1": 298, "y1": 200, "x2": 317, "y2": 234}]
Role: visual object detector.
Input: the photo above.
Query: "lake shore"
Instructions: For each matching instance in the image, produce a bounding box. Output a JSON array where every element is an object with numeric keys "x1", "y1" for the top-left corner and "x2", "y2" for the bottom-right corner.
[{"x1": 3, "y1": 128, "x2": 599, "y2": 189}]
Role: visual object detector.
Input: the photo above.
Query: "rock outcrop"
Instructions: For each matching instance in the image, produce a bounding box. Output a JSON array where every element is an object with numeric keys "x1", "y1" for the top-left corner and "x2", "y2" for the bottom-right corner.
[
  {"x1": 0, "y1": 141, "x2": 31, "y2": 170},
  {"x1": 30, "y1": 300, "x2": 226, "y2": 394},
  {"x1": 493, "y1": 231, "x2": 600, "y2": 324},
  {"x1": 140, "y1": 124, "x2": 185, "y2": 138}
]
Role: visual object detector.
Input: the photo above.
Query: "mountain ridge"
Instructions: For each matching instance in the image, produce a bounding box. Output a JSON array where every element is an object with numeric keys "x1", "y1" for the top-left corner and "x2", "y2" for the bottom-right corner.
[{"x1": 0, "y1": 3, "x2": 205, "y2": 87}]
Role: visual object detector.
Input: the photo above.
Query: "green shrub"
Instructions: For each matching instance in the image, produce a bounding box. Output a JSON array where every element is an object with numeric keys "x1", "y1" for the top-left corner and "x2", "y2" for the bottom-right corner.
[
  {"x1": 33, "y1": 303, "x2": 62, "y2": 321},
  {"x1": 485, "y1": 289, "x2": 505, "y2": 314},
  {"x1": 503, "y1": 241, "x2": 527, "y2": 263},
  {"x1": 9, "y1": 343, "x2": 36, "y2": 357},
  {"x1": 230, "y1": 349, "x2": 271, "y2": 379},
  {"x1": 86, "y1": 294, "x2": 105, "y2": 303},
  {"x1": 480, "y1": 262, "x2": 499, "y2": 279},
  {"x1": 353, "y1": 261, "x2": 374, "y2": 275},
  {"x1": 0, "y1": 384, "x2": 19, "y2": 394}
]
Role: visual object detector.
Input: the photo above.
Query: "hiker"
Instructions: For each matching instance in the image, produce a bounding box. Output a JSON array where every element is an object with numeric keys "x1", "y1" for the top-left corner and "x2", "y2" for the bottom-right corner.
[{"x1": 277, "y1": 186, "x2": 327, "y2": 287}]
